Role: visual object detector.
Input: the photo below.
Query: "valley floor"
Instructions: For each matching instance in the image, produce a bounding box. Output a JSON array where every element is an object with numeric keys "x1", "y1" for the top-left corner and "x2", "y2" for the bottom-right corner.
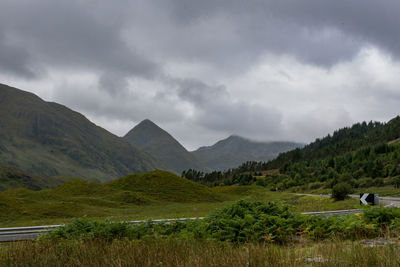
[{"x1": 0, "y1": 186, "x2": 359, "y2": 227}]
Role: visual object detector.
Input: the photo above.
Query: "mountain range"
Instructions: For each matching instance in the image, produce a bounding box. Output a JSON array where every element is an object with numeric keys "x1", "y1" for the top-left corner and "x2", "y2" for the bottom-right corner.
[
  {"x1": 192, "y1": 135, "x2": 302, "y2": 171},
  {"x1": 0, "y1": 83, "x2": 303, "y2": 189},
  {"x1": 123, "y1": 120, "x2": 302, "y2": 173},
  {"x1": 0, "y1": 83, "x2": 162, "y2": 181}
]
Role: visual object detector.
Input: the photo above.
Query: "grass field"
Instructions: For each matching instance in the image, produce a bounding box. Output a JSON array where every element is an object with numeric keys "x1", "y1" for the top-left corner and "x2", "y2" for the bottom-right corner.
[
  {"x1": 0, "y1": 182, "x2": 359, "y2": 227},
  {"x1": 1, "y1": 238, "x2": 399, "y2": 266},
  {"x1": 0, "y1": 185, "x2": 395, "y2": 266}
]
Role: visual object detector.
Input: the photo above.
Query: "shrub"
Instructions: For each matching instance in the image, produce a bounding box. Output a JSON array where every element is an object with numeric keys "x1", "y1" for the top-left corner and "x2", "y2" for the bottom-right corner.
[
  {"x1": 205, "y1": 200, "x2": 299, "y2": 243},
  {"x1": 358, "y1": 177, "x2": 374, "y2": 188},
  {"x1": 45, "y1": 219, "x2": 135, "y2": 241},
  {"x1": 299, "y1": 214, "x2": 376, "y2": 240},
  {"x1": 256, "y1": 179, "x2": 267, "y2": 187},
  {"x1": 332, "y1": 182, "x2": 352, "y2": 201},
  {"x1": 43, "y1": 201, "x2": 400, "y2": 244},
  {"x1": 363, "y1": 206, "x2": 400, "y2": 227},
  {"x1": 307, "y1": 182, "x2": 325, "y2": 190}
]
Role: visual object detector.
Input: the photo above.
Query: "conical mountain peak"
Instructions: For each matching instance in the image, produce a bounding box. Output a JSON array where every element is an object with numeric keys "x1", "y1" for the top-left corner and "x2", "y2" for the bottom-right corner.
[
  {"x1": 124, "y1": 120, "x2": 205, "y2": 173},
  {"x1": 124, "y1": 119, "x2": 171, "y2": 148},
  {"x1": 137, "y1": 119, "x2": 158, "y2": 127}
]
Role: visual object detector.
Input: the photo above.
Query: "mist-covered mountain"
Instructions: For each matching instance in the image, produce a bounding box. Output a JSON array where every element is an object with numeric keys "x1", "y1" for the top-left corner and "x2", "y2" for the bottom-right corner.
[
  {"x1": 192, "y1": 135, "x2": 303, "y2": 171},
  {"x1": 0, "y1": 84, "x2": 163, "y2": 181},
  {"x1": 124, "y1": 119, "x2": 205, "y2": 173}
]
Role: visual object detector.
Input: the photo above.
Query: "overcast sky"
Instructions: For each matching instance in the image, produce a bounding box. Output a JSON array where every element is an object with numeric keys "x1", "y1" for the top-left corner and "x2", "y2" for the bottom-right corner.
[{"x1": 1, "y1": 0, "x2": 400, "y2": 150}]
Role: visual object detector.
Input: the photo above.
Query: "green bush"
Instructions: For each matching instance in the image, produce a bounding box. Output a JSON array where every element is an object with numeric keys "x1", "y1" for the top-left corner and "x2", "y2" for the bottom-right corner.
[
  {"x1": 44, "y1": 201, "x2": 400, "y2": 244},
  {"x1": 299, "y1": 214, "x2": 375, "y2": 240},
  {"x1": 363, "y1": 206, "x2": 400, "y2": 227},
  {"x1": 256, "y1": 179, "x2": 267, "y2": 187},
  {"x1": 205, "y1": 200, "x2": 299, "y2": 243},
  {"x1": 332, "y1": 182, "x2": 352, "y2": 200}
]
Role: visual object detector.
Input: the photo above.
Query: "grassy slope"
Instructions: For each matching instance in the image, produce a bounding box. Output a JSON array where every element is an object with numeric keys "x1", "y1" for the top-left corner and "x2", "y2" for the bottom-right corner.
[
  {"x1": 0, "y1": 163, "x2": 67, "y2": 191},
  {"x1": 0, "y1": 171, "x2": 359, "y2": 227},
  {"x1": 124, "y1": 119, "x2": 204, "y2": 173},
  {"x1": 0, "y1": 170, "x2": 221, "y2": 226},
  {"x1": 0, "y1": 83, "x2": 162, "y2": 180}
]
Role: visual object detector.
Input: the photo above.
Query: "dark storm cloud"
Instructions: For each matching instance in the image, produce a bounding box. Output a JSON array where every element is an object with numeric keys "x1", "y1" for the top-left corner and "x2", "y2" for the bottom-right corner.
[
  {"x1": 1, "y1": 0, "x2": 399, "y2": 79},
  {"x1": 0, "y1": 36, "x2": 35, "y2": 78},
  {"x1": 163, "y1": 0, "x2": 400, "y2": 66},
  {"x1": 2, "y1": 0, "x2": 400, "y2": 76},
  {"x1": 0, "y1": 26, "x2": 36, "y2": 79},
  {"x1": 0, "y1": 0, "x2": 158, "y2": 84}
]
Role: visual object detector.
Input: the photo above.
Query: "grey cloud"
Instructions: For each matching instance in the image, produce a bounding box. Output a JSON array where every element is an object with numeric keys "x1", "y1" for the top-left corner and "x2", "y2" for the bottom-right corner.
[
  {"x1": 173, "y1": 78, "x2": 283, "y2": 140},
  {"x1": 1, "y1": 0, "x2": 398, "y2": 79},
  {"x1": 52, "y1": 79, "x2": 187, "y2": 127},
  {"x1": 0, "y1": 31, "x2": 36, "y2": 78},
  {"x1": 98, "y1": 73, "x2": 130, "y2": 96},
  {"x1": 176, "y1": 78, "x2": 228, "y2": 104},
  {"x1": 0, "y1": 0, "x2": 158, "y2": 80},
  {"x1": 196, "y1": 101, "x2": 283, "y2": 139},
  {"x1": 162, "y1": 0, "x2": 400, "y2": 66},
  {"x1": 1, "y1": 0, "x2": 400, "y2": 149},
  {"x1": 287, "y1": 107, "x2": 352, "y2": 142}
]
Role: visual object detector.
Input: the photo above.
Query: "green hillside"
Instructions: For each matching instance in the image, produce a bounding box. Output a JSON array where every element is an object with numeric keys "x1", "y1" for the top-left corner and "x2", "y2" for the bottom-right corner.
[
  {"x1": 0, "y1": 170, "x2": 220, "y2": 225},
  {"x1": 192, "y1": 135, "x2": 303, "y2": 171},
  {"x1": 0, "y1": 163, "x2": 66, "y2": 191},
  {"x1": 267, "y1": 117, "x2": 400, "y2": 169},
  {"x1": 184, "y1": 116, "x2": 400, "y2": 192},
  {"x1": 124, "y1": 119, "x2": 205, "y2": 173},
  {"x1": 0, "y1": 84, "x2": 163, "y2": 181},
  {"x1": 255, "y1": 116, "x2": 400, "y2": 191}
]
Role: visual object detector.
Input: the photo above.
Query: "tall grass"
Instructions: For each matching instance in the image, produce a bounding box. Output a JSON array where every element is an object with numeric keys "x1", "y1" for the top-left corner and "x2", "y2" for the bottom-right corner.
[{"x1": 1, "y1": 239, "x2": 400, "y2": 266}]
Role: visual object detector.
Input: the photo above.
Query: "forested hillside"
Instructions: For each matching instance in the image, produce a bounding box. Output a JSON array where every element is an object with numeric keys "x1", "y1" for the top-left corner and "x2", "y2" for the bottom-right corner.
[
  {"x1": 183, "y1": 117, "x2": 400, "y2": 191},
  {"x1": 267, "y1": 117, "x2": 400, "y2": 169}
]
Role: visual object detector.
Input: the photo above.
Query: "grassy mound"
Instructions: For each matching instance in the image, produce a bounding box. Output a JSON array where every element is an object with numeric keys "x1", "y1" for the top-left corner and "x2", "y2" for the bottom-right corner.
[
  {"x1": 0, "y1": 163, "x2": 66, "y2": 191},
  {"x1": 107, "y1": 170, "x2": 220, "y2": 202}
]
